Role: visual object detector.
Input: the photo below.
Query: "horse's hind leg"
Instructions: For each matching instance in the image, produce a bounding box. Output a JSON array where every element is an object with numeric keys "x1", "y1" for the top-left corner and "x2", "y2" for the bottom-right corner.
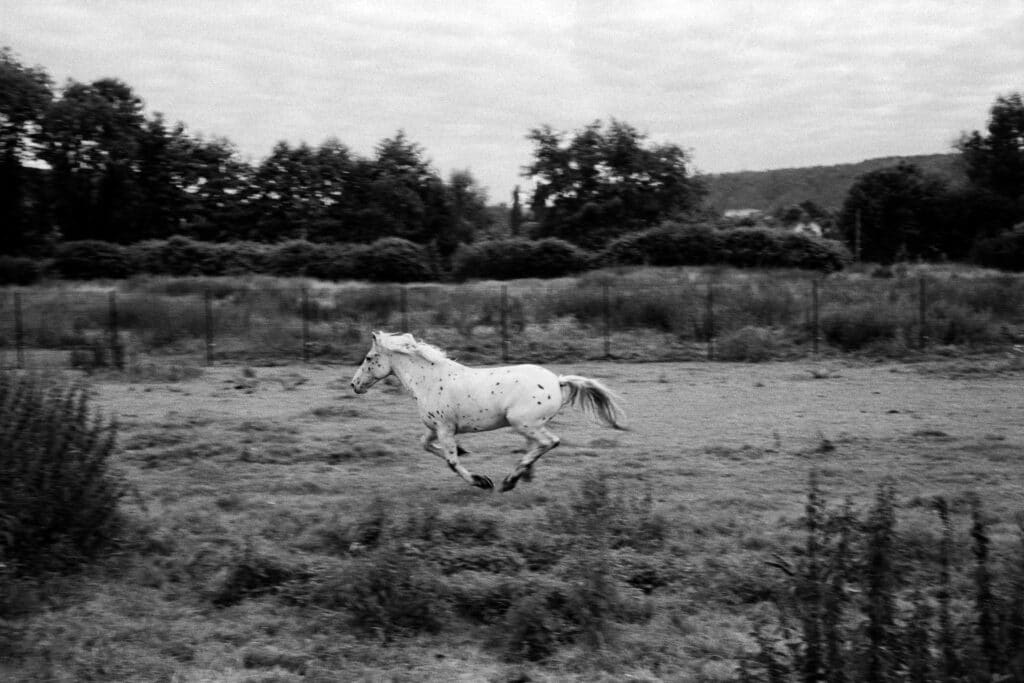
[
  {"x1": 501, "y1": 422, "x2": 559, "y2": 492},
  {"x1": 435, "y1": 431, "x2": 492, "y2": 490}
]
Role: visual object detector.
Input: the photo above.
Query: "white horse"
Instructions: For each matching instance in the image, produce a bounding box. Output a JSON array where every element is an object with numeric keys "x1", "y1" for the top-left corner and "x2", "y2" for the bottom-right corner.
[{"x1": 350, "y1": 331, "x2": 626, "y2": 492}]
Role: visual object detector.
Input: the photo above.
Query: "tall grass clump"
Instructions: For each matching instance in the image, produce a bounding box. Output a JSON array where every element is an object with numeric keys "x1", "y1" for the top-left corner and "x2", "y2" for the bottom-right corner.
[
  {"x1": 751, "y1": 473, "x2": 1024, "y2": 681},
  {"x1": 0, "y1": 373, "x2": 123, "y2": 574}
]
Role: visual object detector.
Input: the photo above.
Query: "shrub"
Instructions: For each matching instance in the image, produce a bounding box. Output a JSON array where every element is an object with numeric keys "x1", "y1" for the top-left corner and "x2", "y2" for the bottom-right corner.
[
  {"x1": 305, "y1": 243, "x2": 366, "y2": 281},
  {"x1": 599, "y1": 223, "x2": 721, "y2": 267},
  {"x1": 208, "y1": 542, "x2": 307, "y2": 606},
  {"x1": 720, "y1": 227, "x2": 786, "y2": 267},
  {"x1": 716, "y1": 325, "x2": 779, "y2": 361},
  {"x1": 324, "y1": 543, "x2": 445, "y2": 640},
  {"x1": 53, "y1": 240, "x2": 137, "y2": 280},
  {"x1": 130, "y1": 235, "x2": 224, "y2": 276},
  {"x1": 265, "y1": 240, "x2": 323, "y2": 277},
  {"x1": 452, "y1": 238, "x2": 587, "y2": 280},
  {"x1": 972, "y1": 227, "x2": 1024, "y2": 271},
  {"x1": 819, "y1": 302, "x2": 907, "y2": 351},
  {"x1": 214, "y1": 241, "x2": 271, "y2": 275},
  {"x1": 0, "y1": 256, "x2": 42, "y2": 285},
  {"x1": 0, "y1": 373, "x2": 124, "y2": 573},
  {"x1": 600, "y1": 223, "x2": 849, "y2": 272},
  {"x1": 361, "y1": 237, "x2": 438, "y2": 283}
]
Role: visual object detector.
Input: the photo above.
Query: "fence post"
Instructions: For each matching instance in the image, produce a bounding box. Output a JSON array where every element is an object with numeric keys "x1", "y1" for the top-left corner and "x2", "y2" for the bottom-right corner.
[
  {"x1": 812, "y1": 279, "x2": 820, "y2": 358},
  {"x1": 204, "y1": 289, "x2": 215, "y2": 365},
  {"x1": 301, "y1": 287, "x2": 310, "y2": 363},
  {"x1": 400, "y1": 286, "x2": 409, "y2": 332},
  {"x1": 918, "y1": 275, "x2": 927, "y2": 350},
  {"x1": 602, "y1": 282, "x2": 611, "y2": 358},
  {"x1": 500, "y1": 285, "x2": 510, "y2": 363},
  {"x1": 108, "y1": 290, "x2": 123, "y2": 369},
  {"x1": 14, "y1": 291, "x2": 25, "y2": 369},
  {"x1": 705, "y1": 281, "x2": 715, "y2": 361}
]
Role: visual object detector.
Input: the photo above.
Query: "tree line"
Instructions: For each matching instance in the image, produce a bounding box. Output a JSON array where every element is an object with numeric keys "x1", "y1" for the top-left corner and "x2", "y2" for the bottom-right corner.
[
  {"x1": 2, "y1": 45, "x2": 1022, "y2": 273},
  {"x1": 838, "y1": 93, "x2": 1024, "y2": 265}
]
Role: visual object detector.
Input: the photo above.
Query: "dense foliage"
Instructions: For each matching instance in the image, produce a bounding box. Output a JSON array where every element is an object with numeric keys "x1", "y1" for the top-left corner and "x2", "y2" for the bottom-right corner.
[
  {"x1": 48, "y1": 236, "x2": 438, "y2": 282},
  {"x1": 836, "y1": 92, "x2": 1024, "y2": 265},
  {"x1": 524, "y1": 119, "x2": 706, "y2": 248},
  {"x1": 972, "y1": 224, "x2": 1024, "y2": 271},
  {"x1": 0, "y1": 49, "x2": 491, "y2": 258},
  {"x1": 0, "y1": 373, "x2": 123, "y2": 574},
  {"x1": 599, "y1": 223, "x2": 850, "y2": 272},
  {"x1": 451, "y1": 238, "x2": 589, "y2": 280}
]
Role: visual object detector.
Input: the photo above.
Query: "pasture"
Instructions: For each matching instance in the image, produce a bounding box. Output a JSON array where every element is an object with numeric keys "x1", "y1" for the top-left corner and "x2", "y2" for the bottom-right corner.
[{"x1": 4, "y1": 355, "x2": 1023, "y2": 681}]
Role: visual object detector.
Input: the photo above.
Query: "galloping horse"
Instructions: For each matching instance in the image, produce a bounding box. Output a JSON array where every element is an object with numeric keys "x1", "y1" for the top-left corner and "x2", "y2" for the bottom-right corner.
[{"x1": 350, "y1": 332, "x2": 626, "y2": 492}]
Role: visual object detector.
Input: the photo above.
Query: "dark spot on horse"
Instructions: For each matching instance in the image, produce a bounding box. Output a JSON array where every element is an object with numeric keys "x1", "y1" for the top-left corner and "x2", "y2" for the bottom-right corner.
[
  {"x1": 537, "y1": 401, "x2": 542, "y2": 405},
  {"x1": 537, "y1": 384, "x2": 543, "y2": 389}
]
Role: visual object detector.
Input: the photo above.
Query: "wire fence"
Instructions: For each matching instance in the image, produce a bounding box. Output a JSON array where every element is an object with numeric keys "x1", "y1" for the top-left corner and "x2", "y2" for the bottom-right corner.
[{"x1": 1, "y1": 274, "x2": 1023, "y2": 372}]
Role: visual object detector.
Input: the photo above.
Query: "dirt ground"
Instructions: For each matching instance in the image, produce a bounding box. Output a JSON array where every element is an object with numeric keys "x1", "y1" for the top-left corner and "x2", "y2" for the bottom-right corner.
[{"x1": 92, "y1": 357, "x2": 1024, "y2": 523}]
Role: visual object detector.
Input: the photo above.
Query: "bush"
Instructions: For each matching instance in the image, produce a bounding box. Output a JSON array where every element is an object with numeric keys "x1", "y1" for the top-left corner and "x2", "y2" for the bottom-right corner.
[
  {"x1": 600, "y1": 224, "x2": 849, "y2": 272},
  {"x1": 0, "y1": 373, "x2": 124, "y2": 573},
  {"x1": 129, "y1": 235, "x2": 225, "y2": 276},
  {"x1": 214, "y1": 241, "x2": 271, "y2": 275},
  {"x1": 819, "y1": 302, "x2": 906, "y2": 351},
  {"x1": 973, "y1": 227, "x2": 1024, "y2": 271},
  {"x1": 0, "y1": 256, "x2": 43, "y2": 285},
  {"x1": 319, "y1": 544, "x2": 445, "y2": 640},
  {"x1": 452, "y1": 238, "x2": 588, "y2": 280},
  {"x1": 362, "y1": 237, "x2": 438, "y2": 283},
  {"x1": 265, "y1": 240, "x2": 324, "y2": 277},
  {"x1": 716, "y1": 325, "x2": 780, "y2": 361},
  {"x1": 53, "y1": 240, "x2": 137, "y2": 280}
]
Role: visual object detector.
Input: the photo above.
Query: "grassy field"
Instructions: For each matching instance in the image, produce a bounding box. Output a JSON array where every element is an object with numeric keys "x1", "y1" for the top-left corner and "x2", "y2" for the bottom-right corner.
[{"x1": 3, "y1": 355, "x2": 1024, "y2": 681}]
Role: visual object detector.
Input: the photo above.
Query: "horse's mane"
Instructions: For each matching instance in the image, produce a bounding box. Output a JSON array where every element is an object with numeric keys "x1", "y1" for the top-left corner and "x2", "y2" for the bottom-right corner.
[{"x1": 377, "y1": 332, "x2": 448, "y2": 364}]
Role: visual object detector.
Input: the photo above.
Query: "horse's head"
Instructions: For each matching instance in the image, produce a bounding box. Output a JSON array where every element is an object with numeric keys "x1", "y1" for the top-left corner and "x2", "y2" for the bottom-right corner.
[{"x1": 350, "y1": 331, "x2": 393, "y2": 394}]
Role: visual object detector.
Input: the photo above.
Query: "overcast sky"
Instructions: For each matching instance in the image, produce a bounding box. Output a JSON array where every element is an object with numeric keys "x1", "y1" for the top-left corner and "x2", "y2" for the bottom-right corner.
[{"x1": 3, "y1": 1, "x2": 1022, "y2": 202}]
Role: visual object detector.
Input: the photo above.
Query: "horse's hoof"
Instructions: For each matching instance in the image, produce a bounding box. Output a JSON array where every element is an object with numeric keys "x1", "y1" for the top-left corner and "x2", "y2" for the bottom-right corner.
[
  {"x1": 500, "y1": 477, "x2": 517, "y2": 492},
  {"x1": 472, "y1": 474, "x2": 493, "y2": 490}
]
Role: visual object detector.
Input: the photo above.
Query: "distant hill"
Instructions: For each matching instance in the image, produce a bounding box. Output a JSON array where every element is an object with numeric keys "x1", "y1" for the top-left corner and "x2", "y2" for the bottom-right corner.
[{"x1": 702, "y1": 153, "x2": 966, "y2": 214}]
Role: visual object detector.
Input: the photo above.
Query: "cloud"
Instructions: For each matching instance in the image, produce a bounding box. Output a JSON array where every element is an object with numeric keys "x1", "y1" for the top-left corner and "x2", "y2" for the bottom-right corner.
[{"x1": 2, "y1": 0, "x2": 1021, "y2": 196}]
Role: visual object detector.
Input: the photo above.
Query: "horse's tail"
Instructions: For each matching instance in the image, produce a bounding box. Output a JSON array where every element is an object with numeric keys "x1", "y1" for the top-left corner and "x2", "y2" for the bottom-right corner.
[{"x1": 558, "y1": 375, "x2": 627, "y2": 430}]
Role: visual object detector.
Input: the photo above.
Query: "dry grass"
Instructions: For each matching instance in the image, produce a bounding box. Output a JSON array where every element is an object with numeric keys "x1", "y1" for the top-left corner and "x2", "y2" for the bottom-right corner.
[{"x1": 3, "y1": 359, "x2": 1024, "y2": 680}]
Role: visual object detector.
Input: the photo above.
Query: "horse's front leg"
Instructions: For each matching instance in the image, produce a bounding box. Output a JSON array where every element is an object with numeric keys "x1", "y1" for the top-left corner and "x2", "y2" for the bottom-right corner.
[
  {"x1": 420, "y1": 429, "x2": 469, "y2": 457},
  {"x1": 435, "y1": 431, "x2": 492, "y2": 490}
]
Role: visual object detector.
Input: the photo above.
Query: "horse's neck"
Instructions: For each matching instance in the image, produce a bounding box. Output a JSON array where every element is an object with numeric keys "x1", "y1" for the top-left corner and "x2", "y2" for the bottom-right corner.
[{"x1": 390, "y1": 353, "x2": 459, "y2": 403}]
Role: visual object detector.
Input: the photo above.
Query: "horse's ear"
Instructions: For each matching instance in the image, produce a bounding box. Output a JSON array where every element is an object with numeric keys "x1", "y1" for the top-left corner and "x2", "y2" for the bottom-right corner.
[{"x1": 371, "y1": 331, "x2": 381, "y2": 346}]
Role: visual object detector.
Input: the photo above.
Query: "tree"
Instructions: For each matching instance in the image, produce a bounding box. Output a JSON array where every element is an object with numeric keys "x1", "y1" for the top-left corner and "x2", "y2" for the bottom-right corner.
[
  {"x1": 958, "y1": 93, "x2": 1024, "y2": 208},
  {"x1": 524, "y1": 119, "x2": 704, "y2": 248},
  {"x1": 0, "y1": 47, "x2": 53, "y2": 254},
  {"x1": 327, "y1": 131, "x2": 453, "y2": 247},
  {"x1": 838, "y1": 163, "x2": 951, "y2": 263},
  {"x1": 39, "y1": 78, "x2": 147, "y2": 242},
  {"x1": 442, "y1": 169, "x2": 489, "y2": 257}
]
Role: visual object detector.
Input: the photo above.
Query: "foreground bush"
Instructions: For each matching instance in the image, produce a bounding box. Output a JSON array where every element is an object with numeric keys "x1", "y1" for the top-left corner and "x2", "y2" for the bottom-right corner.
[
  {"x1": 748, "y1": 473, "x2": 1024, "y2": 681},
  {"x1": 0, "y1": 373, "x2": 124, "y2": 573}
]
